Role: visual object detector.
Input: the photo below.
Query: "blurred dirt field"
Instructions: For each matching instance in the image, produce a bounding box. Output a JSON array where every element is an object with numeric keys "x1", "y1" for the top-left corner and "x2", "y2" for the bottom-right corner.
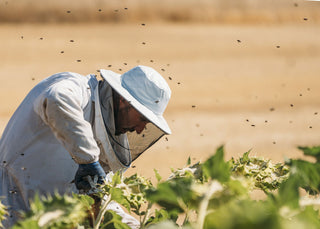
[{"x1": 1, "y1": 1, "x2": 320, "y2": 180}]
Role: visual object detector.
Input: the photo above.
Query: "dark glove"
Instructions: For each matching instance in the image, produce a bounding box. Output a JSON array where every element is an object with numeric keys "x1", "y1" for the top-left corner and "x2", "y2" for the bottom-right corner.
[{"x1": 75, "y1": 161, "x2": 106, "y2": 192}]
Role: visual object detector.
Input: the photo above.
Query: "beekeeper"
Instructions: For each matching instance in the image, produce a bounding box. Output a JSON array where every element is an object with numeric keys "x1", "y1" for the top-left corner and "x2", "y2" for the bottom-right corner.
[{"x1": 0, "y1": 65, "x2": 171, "y2": 228}]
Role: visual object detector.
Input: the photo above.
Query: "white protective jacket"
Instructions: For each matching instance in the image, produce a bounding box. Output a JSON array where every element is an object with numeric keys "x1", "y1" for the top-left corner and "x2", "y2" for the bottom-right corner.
[{"x1": 0, "y1": 72, "x2": 138, "y2": 228}]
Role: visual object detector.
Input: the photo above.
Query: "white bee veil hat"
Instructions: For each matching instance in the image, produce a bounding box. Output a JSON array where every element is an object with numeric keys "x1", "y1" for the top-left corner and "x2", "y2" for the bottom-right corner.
[{"x1": 100, "y1": 65, "x2": 172, "y2": 135}]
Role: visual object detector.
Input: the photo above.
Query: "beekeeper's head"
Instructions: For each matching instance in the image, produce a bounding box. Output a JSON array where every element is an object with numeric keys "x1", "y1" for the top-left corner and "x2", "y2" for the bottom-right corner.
[
  {"x1": 100, "y1": 65, "x2": 171, "y2": 135},
  {"x1": 99, "y1": 65, "x2": 172, "y2": 161}
]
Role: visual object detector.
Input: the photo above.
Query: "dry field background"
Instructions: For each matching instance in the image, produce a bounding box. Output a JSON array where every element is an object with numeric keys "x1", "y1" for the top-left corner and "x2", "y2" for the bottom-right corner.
[{"x1": 1, "y1": 0, "x2": 320, "y2": 179}]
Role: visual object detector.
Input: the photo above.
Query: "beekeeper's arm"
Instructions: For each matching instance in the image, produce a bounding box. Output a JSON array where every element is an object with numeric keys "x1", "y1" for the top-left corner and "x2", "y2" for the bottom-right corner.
[{"x1": 34, "y1": 79, "x2": 105, "y2": 191}]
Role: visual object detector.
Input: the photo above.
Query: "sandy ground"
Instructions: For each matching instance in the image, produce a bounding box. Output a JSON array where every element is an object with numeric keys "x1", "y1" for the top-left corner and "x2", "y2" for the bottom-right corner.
[{"x1": 0, "y1": 22, "x2": 320, "y2": 179}]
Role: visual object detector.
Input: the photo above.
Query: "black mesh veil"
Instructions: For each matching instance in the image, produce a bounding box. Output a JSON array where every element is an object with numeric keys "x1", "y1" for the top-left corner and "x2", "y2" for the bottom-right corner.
[
  {"x1": 98, "y1": 80, "x2": 166, "y2": 167},
  {"x1": 126, "y1": 123, "x2": 164, "y2": 161},
  {"x1": 103, "y1": 118, "x2": 165, "y2": 164}
]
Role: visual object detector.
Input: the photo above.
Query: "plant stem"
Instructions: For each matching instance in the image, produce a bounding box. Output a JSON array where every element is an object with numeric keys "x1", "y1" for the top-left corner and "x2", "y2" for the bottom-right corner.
[
  {"x1": 197, "y1": 181, "x2": 220, "y2": 229},
  {"x1": 140, "y1": 205, "x2": 151, "y2": 229},
  {"x1": 177, "y1": 198, "x2": 190, "y2": 226},
  {"x1": 93, "y1": 195, "x2": 111, "y2": 229}
]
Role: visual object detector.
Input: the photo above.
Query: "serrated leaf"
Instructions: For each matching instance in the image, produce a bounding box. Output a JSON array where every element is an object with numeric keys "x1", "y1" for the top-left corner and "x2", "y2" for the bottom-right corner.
[
  {"x1": 146, "y1": 177, "x2": 195, "y2": 213},
  {"x1": 204, "y1": 199, "x2": 281, "y2": 229},
  {"x1": 101, "y1": 210, "x2": 131, "y2": 229},
  {"x1": 207, "y1": 180, "x2": 248, "y2": 210},
  {"x1": 75, "y1": 194, "x2": 95, "y2": 207},
  {"x1": 202, "y1": 145, "x2": 230, "y2": 182},
  {"x1": 186, "y1": 157, "x2": 191, "y2": 166},
  {"x1": 231, "y1": 153, "x2": 289, "y2": 193},
  {"x1": 154, "y1": 169, "x2": 162, "y2": 183},
  {"x1": 290, "y1": 159, "x2": 320, "y2": 195},
  {"x1": 13, "y1": 192, "x2": 88, "y2": 228},
  {"x1": 12, "y1": 219, "x2": 40, "y2": 229},
  {"x1": 298, "y1": 146, "x2": 320, "y2": 162},
  {"x1": 110, "y1": 188, "x2": 131, "y2": 212},
  {"x1": 112, "y1": 172, "x2": 122, "y2": 187},
  {"x1": 240, "y1": 150, "x2": 251, "y2": 164},
  {"x1": 124, "y1": 173, "x2": 153, "y2": 193},
  {"x1": 278, "y1": 176, "x2": 300, "y2": 208},
  {"x1": 146, "y1": 209, "x2": 170, "y2": 226}
]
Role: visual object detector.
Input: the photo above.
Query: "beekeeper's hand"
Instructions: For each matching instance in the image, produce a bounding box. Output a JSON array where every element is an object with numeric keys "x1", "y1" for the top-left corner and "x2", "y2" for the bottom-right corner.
[{"x1": 75, "y1": 161, "x2": 106, "y2": 191}]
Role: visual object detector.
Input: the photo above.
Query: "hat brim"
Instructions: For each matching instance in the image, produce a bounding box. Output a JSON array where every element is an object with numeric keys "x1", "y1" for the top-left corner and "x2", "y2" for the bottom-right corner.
[{"x1": 100, "y1": 69, "x2": 171, "y2": 135}]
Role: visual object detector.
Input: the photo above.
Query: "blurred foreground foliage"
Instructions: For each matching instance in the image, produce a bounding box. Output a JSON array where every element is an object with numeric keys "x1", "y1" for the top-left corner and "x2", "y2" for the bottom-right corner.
[{"x1": 3, "y1": 145, "x2": 320, "y2": 228}]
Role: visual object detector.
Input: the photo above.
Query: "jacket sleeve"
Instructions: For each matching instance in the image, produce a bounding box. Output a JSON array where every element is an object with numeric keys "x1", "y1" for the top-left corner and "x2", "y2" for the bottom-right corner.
[{"x1": 34, "y1": 79, "x2": 100, "y2": 164}]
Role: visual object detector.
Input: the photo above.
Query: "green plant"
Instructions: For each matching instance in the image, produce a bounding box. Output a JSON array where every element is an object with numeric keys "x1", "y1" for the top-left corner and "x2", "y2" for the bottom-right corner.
[
  {"x1": 0, "y1": 199, "x2": 7, "y2": 228},
  {"x1": 12, "y1": 192, "x2": 89, "y2": 229},
  {"x1": 4, "y1": 145, "x2": 320, "y2": 229}
]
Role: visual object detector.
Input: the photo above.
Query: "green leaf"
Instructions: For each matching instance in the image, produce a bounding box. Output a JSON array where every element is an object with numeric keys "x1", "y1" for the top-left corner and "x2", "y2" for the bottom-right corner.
[
  {"x1": 280, "y1": 205, "x2": 320, "y2": 229},
  {"x1": 208, "y1": 180, "x2": 248, "y2": 210},
  {"x1": 147, "y1": 220, "x2": 193, "y2": 229},
  {"x1": 146, "y1": 177, "x2": 196, "y2": 213},
  {"x1": 186, "y1": 157, "x2": 191, "y2": 166},
  {"x1": 230, "y1": 153, "x2": 289, "y2": 193},
  {"x1": 289, "y1": 159, "x2": 320, "y2": 195},
  {"x1": 100, "y1": 210, "x2": 131, "y2": 229},
  {"x1": 296, "y1": 206, "x2": 320, "y2": 228},
  {"x1": 12, "y1": 219, "x2": 40, "y2": 229},
  {"x1": 145, "y1": 209, "x2": 170, "y2": 226},
  {"x1": 202, "y1": 145, "x2": 230, "y2": 182},
  {"x1": 204, "y1": 199, "x2": 281, "y2": 229},
  {"x1": 110, "y1": 188, "x2": 131, "y2": 212},
  {"x1": 123, "y1": 173, "x2": 153, "y2": 193},
  {"x1": 74, "y1": 194, "x2": 95, "y2": 208},
  {"x1": 278, "y1": 154, "x2": 320, "y2": 207},
  {"x1": 13, "y1": 192, "x2": 88, "y2": 229},
  {"x1": 146, "y1": 220, "x2": 182, "y2": 229},
  {"x1": 277, "y1": 175, "x2": 300, "y2": 209},
  {"x1": 154, "y1": 169, "x2": 162, "y2": 183},
  {"x1": 298, "y1": 146, "x2": 320, "y2": 162},
  {"x1": 240, "y1": 150, "x2": 251, "y2": 164},
  {"x1": 111, "y1": 172, "x2": 122, "y2": 187}
]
